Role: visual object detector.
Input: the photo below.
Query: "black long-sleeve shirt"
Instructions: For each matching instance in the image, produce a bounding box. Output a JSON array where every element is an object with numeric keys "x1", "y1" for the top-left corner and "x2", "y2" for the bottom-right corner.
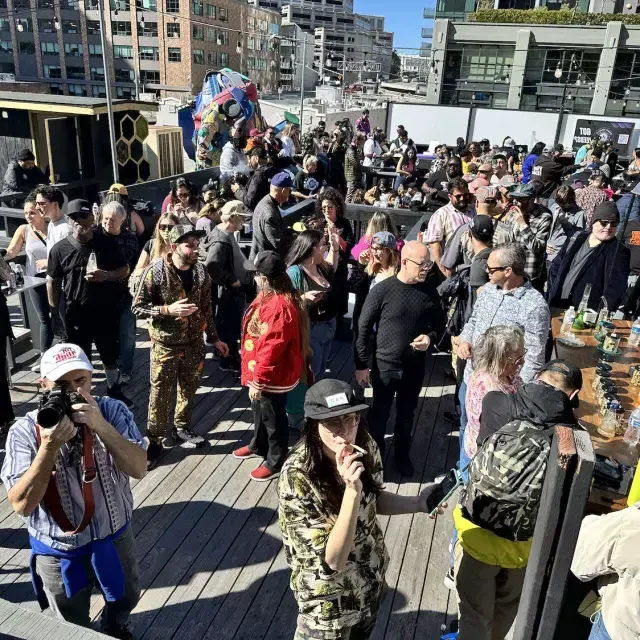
[{"x1": 355, "y1": 275, "x2": 445, "y2": 372}]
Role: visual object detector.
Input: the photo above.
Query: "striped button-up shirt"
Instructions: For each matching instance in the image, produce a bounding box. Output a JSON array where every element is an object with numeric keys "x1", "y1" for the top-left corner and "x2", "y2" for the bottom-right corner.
[
  {"x1": 424, "y1": 202, "x2": 472, "y2": 248},
  {"x1": 1, "y1": 397, "x2": 146, "y2": 551},
  {"x1": 459, "y1": 282, "x2": 550, "y2": 384}
]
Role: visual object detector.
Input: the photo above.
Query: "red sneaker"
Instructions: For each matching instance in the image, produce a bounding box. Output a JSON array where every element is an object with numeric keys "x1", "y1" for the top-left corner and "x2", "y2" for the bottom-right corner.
[
  {"x1": 250, "y1": 464, "x2": 279, "y2": 482},
  {"x1": 233, "y1": 446, "x2": 262, "y2": 460}
]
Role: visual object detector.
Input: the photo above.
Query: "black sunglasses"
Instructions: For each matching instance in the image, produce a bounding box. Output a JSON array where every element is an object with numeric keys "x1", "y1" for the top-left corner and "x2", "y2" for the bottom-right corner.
[
  {"x1": 486, "y1": 265, "x2": 510, "y2": 274},
  {"x1": 596, "y1": 220, "x2": 618, "y2": 228},
  {"x1": 159, "y1": 224, "x2": 175, "y2": 231}
]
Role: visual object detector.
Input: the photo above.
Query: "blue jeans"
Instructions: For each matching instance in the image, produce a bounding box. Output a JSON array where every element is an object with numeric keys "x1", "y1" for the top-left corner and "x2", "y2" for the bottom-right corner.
[
  {"x1": 310, "y1": 318, "x2": 336, "y2": 380},
  {"x1": 28, "y1": 282, "x2": 53, "y2": 354},
  {"x1": 119, "y1": 298, "x2": 136, "y2": 376},
  {"x1": 393, "y1": 174, "x2": 407, "y2": 191},
  {"x1": 589, "y1": 612, "x2": 612, "y2": 640}
]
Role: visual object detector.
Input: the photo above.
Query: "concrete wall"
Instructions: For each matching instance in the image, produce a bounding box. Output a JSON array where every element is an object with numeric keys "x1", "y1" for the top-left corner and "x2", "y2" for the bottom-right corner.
[{"x1": 387, "y1": 101, "x2": 640, "y2": 152}]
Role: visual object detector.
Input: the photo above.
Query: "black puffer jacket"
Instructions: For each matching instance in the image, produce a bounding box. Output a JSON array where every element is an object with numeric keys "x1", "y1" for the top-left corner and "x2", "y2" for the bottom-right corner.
[{"x1": 479, "y1": 380, "x2": 578, "y2": 446}]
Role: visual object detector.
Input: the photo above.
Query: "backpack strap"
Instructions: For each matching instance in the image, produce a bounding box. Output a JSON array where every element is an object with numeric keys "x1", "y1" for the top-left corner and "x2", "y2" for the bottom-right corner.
[{"x1": 34, "y1": 424, "x2": 96, "y2": 536}]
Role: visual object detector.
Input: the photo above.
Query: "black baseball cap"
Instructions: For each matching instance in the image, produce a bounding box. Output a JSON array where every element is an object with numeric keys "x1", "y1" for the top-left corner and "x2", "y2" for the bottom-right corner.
[
  {"x1": 592, "y1": 201, "x2": 620, "y2": 224},
  {"x1": 469, "y1": 215, "x2": 493, "y2": 241},
  {"x1": 539, "y1": 359, "x2": 583, "y2": 407},
  {"x1": 67, "y1": 199, "x2": 92, "y2": 219},
  {"x1": 304, "y1": 379, "x2": 369, "y2": 421},
  {"x1": 244, "y1": 250, "x2": 286, "y2": 278}
]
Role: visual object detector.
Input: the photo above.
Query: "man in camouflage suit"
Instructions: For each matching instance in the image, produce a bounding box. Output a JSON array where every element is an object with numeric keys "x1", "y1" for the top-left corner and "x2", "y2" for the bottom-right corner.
[{"x1": 132, "y1": 225, "x2": 228, "y2": 469}]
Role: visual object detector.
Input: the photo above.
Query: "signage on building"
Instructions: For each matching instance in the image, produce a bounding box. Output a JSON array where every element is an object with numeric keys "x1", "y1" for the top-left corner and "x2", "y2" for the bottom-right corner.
[
  {"x1": 336, "y1": 61, "x2": 382, "y2": 73},
  {"x1": 572, "y1": 119, "x2": 635, "y2": 152}
]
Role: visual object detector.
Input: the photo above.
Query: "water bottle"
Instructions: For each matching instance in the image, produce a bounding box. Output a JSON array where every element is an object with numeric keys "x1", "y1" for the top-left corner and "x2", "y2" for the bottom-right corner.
[
  {"x1": 561, "y1": 306, "x2": 576, "y2": 336},
  {"x1": 14, "y1": 264, "x2": 24, "y2": 288},
  {"x1": 86, "y1": 251, "x2": 98, "y2": 274},
  {"x1": 629, "y1": 317, "x2": 640, "y2": 348},
  {"x1": 623, "y1": 407, "x2": 640, "y2": 446},
  {"x1": 8, "y1": 264, "x2": 16, "y2": 291}
]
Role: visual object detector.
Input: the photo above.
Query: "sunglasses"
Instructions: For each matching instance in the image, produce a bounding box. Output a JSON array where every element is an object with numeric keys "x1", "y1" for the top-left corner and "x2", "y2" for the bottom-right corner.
[
  {"x1": 159, "y1": 224, "x2": 175, "y2": 231},
  {"x1": 596, "y1": 220, "x2": 618, "y2": 228},
  {"x1": 486, "y1": 265, "x2": 509, "y2": 274}
]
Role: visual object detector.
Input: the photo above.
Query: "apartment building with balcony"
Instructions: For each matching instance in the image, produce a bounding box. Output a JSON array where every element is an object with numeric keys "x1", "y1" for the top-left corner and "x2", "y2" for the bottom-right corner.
[
  {"x1": 0, "y1": 0, "x2": 280, "y2": 98},
  {"x1": 279, "y1": 22, "x2": 313, "y2": 91}
]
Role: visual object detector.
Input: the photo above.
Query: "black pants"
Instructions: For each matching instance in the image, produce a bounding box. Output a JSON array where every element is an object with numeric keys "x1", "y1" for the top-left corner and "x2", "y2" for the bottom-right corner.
[
  {"x1": 0, "y1": 333, "x2": 13, "y2": 425},
  {"x1": 66, "y1": 304, "x2": 120, "y2": 368},
  {"x1": 249, "y1": 392, "x2": 288, "y2": 471},
  {"x1": 216, "y1": 287, "x2": 244, "y2": 361},
  {"x1": 369, "y1": 361, "x2": 425, "y2": 459}
]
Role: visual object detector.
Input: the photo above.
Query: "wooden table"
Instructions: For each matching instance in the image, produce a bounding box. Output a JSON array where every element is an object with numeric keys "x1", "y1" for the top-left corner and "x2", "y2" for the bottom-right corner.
[{"x1": 552, "y1": 313, "x2": 640, "y2": 510}]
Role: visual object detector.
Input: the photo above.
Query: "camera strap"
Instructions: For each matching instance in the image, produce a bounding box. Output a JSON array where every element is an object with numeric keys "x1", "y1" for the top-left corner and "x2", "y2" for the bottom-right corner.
[{"x1": 35, "y1": 424, "x2": 96, "y2": 535}]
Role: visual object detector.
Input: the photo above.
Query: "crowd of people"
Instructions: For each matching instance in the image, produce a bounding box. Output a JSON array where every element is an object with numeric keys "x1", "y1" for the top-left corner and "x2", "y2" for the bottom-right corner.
[{"x1": 0, "y1": 125, "x2": 639, "y2": 640}]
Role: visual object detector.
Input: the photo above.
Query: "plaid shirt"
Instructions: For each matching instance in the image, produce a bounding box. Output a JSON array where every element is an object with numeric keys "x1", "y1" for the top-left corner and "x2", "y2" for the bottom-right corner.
[
  {"x1": 424, "y1": 202, "x2": 471, "y2": 248},
  {"x1": 0, "y1": 398, "x2": 145, "y2": 550},
  {"x1": 501, "y1": 206, "x2": 552, "y2": 280}
]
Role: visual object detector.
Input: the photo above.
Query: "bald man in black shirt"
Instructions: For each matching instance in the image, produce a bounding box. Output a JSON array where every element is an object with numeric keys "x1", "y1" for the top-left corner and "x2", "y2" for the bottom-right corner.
[{"x1": 355, "y1": 241, "x2": 445, "y2": 476}]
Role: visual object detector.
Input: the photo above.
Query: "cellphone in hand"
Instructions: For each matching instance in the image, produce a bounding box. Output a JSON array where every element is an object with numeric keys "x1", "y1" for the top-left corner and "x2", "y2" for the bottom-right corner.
[{"x1": 426, "y1": 469, "x2": 463, "y2": 516}]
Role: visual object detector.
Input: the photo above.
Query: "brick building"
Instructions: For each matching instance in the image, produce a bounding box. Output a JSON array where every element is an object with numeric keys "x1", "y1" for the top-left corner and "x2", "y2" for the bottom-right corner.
[{"x1": 0, "y1": 0, "x2": 280, "y2": 98}]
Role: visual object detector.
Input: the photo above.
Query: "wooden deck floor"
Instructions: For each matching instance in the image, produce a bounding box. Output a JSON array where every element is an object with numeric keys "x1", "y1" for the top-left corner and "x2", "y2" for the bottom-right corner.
[{"x1": 1, "y1": 321, "x2": 460, "y2": 640}]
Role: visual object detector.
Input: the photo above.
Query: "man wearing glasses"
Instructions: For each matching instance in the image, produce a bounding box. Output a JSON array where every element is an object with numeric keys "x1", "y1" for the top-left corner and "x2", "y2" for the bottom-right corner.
[
  {"x1": 548, "y1": 201, "x2": 630, "y2": 311},
  {"x1": 355, "y1": 241, "x2": 445, "y2": 477}
]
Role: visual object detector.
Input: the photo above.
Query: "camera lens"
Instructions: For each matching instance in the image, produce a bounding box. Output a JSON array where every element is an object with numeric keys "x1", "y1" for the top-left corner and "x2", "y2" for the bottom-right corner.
[{"x1": 37, "y1": 404, "x2": 64, "y2": 429}]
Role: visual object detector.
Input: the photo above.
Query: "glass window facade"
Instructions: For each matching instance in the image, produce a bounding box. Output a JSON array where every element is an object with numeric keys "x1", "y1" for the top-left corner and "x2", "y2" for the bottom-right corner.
[
  {"x1": 168, "y1": 47, "x2": 181, "y2": 62},
  {"x1": 442, "y1": 44, "x2": 513, "y2": 108}
]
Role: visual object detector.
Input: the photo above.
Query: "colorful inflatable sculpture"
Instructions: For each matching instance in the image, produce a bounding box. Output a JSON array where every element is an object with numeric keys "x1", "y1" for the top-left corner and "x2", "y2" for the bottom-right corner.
[{"x1": 192, "y1": 68, "x2": 266, "y2": 169}]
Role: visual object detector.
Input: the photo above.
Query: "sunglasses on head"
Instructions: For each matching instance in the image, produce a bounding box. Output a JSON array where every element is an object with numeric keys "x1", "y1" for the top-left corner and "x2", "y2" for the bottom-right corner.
[{"x1": 159, "y1": 224, "x2": 175, "y2": 231}]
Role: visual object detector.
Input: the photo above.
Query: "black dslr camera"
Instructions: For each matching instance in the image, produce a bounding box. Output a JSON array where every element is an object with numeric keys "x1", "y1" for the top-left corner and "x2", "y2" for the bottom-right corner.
[{"x1": 37, "y1": 387, "x2": 83, "y2": 429}]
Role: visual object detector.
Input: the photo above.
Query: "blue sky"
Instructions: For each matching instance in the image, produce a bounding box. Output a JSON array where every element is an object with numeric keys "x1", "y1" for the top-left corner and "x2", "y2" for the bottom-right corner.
[{"x1": 355, "y1": 0, "x2": 428, "y2": 53}]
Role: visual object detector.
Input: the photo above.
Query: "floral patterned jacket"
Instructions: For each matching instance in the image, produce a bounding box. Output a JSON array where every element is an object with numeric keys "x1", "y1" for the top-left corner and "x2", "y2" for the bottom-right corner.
[{"x1": 278, "y1": 434, "x2": 389, "y2": 632}]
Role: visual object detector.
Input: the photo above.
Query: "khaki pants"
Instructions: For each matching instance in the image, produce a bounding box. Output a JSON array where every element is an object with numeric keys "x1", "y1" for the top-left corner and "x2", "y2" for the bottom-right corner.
[
  {"x1": 147, "y1": 339, "x2": 205, "y2": 443},
  {"x1": 454, "y1": 541, "x2": 526, "y2": 640}
]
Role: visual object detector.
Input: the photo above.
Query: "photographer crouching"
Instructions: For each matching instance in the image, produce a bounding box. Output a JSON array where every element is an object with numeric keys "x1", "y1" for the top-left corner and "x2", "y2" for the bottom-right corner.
[{"x1": 0, "y1": 343, "x2": 147, "y2": 639}]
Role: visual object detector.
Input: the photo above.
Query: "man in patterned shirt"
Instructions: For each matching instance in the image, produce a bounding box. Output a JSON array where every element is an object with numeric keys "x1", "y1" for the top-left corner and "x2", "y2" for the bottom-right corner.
[
  {"x1": 423, "y1": 177, "x2": 473, "y2": 275},
  {"x1": 500, "y1": 183, "x2": 552, "y2": 290},
  {"x1": 457, "y1": 243, "x2": 550, "y2": 466},
  {"x1": 1, "y1": 343, "x2": 147, "y2": 637},
  {"x1": 575, "y1": 169, "x2": 607, "y2": 227}
]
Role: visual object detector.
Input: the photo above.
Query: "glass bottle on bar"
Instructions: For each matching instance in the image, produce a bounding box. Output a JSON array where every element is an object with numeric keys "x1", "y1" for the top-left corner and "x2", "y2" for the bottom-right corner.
[{"x1": 573, "y1": 283, "x2": 592, "y2": 330}]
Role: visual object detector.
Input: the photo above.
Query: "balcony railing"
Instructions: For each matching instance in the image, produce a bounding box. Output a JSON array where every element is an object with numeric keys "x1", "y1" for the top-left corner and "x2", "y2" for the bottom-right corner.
[
  {"x1": 423, "y1": 6, "x2": 436, "y2": 18},
  {"x1": 422, "y1": 27, "x2": 433, "y2": 38}
]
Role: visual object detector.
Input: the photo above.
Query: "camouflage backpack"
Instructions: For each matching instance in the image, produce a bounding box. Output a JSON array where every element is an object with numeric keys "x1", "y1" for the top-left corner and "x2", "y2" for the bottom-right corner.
[{"x1": 460, "y1": 420, "x2": 555, "y2": 542}]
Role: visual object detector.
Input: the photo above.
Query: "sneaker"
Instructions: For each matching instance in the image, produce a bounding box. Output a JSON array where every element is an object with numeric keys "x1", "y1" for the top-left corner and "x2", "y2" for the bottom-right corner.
[
  {"x1": 250, "y1": 464, "x2": 279, "y2": 482},
  {"x1": 119, "y1": 372, "x2": 132, "y2": 386},
  {"x1": 219, "y1": 358, "x2": 240, "y2": 373},
  {"x1": 146, "y1": 442, "x2": 163, "y2": 471},
  {"x1": 444, "y1": 567, "x2": 456, "y2": 590},
  {"x1": 394, "y1": 454, "x2": 414, "y2": 477},
  {"x1": 31, "y1": 361, "x2": 41, "y2": 373},
  {"x1": 444, "y1": 411, "x2": 460, "y2": 426},
  {"x1": 163, "y1": 428, "x2": 179, "y2": 448},
  {"x1": 175, "y1": 427, "x2": 206, "y2": 448},
  {"x1": 107, "y1": 385, "x2": 134, "y2": 409},
  {"x1": 233, "y1": 445, "x2": 262, "y2": 460}
]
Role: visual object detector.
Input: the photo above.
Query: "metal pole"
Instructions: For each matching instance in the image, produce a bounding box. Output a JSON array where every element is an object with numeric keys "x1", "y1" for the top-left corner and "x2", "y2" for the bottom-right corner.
[
  {"x1": 553, "y1": 83, "x2": 567, "y2": 146},
  {"x1": 98, "y1": 0, "x2": 119, "y2": 183},
  {"x1": 299, "y1": 41, "x2": 306, "y2": 132}
]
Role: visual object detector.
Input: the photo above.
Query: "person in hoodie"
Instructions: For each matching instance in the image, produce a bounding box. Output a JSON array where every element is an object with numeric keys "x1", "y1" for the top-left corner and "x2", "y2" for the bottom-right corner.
[
  {"x1": 520, "y1": 142, "x2": 545, "y2": 185},
  {"x1": 531, "y1": 143, "x2": 580, "y2": 200},
  {"x1": 203, "y1": 201, "x2": 252, "y2": 373},
  {"x1": 232, "y1": 146, "x2": 276, "y2": 212},
  {"x1": 2, "y1": 149, "x2": 49, "y2": 194},
  {"x1": 454, "y1": 359, "x2": 582, "y2": 640}
]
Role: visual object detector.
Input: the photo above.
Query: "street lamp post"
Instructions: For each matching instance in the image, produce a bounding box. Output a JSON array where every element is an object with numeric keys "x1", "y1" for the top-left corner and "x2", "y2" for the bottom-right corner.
[{"x1": 98, "y1": 0, "x2": 119, "y2": 183}]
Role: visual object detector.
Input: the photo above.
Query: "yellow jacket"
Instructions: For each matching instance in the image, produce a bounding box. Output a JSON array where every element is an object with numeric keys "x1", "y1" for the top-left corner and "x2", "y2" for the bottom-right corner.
[{"x1": 453, "y1": 506, "x2": 532, "y2": 569}]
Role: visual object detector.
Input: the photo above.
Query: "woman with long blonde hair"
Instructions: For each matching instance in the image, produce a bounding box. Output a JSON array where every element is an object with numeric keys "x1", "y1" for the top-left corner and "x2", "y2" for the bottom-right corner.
[{"x1": 134, "y1": 212, "x2": 181, "y2": 271}]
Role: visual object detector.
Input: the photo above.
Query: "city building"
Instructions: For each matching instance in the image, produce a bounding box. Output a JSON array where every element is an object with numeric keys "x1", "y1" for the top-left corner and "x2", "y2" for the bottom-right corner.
[
  {"x1": 248, "y1": 0, "x2": 393, "y2": 85},
  {"x1": 279, "y1": 22, "x2": 314, "y2": 91},
  {"x1": 0, "y1": 0, "x2": 280, "y2": 98},
  {"x1": 399, "y1": 54, "x2": 427, "y2": 79},
  {"x1": 427, "y1": 17, "x2": 640, "y2": 118}
]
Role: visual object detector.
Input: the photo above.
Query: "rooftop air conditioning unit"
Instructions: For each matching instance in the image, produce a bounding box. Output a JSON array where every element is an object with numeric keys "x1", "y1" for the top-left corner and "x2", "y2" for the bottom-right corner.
[{"x1": 144, "y1": 125, "x2": 184, "y2": 180}]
